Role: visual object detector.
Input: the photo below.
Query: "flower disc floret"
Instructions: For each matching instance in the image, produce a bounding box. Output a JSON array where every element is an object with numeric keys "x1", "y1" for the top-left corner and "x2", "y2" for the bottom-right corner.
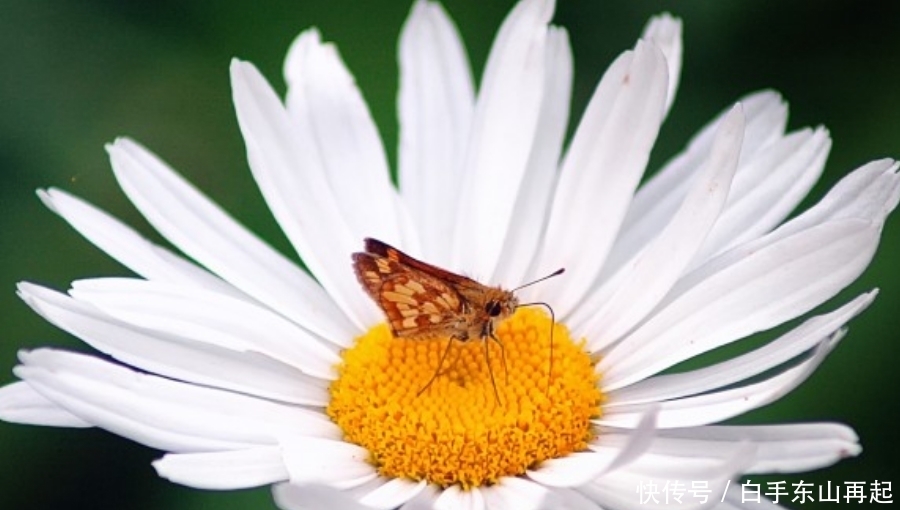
[{"x1": 327, "y1": 308, "x2": 603, "y2": 488}]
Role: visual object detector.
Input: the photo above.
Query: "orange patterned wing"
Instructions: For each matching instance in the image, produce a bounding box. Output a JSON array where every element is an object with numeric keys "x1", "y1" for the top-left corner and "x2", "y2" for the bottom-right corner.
[
  {"x1": 361, "y1": 238, "x2": 487, "y2": 292},
  {"x1": 352, "y1": 248, "x2": 467, "y2": 339}
]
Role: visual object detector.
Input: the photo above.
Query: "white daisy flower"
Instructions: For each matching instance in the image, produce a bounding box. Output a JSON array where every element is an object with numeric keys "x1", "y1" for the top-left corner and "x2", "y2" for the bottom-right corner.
[{"x1": 1, "y1": 0, "x2": 896, "y2": 509}]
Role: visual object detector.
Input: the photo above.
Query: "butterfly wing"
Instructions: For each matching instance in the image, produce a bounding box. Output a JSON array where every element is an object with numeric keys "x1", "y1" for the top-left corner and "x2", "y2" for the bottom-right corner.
[
  {"x1": 352, "y1": 251, "x2": 467, "y2": 338},
  {"x1": 363, "y1": 238, "x2": 484, "y2": 288}
]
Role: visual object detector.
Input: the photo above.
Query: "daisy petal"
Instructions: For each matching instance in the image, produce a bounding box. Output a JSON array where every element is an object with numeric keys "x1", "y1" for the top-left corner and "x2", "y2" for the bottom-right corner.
[
  {"x1": 436, "y1": 485, "x2": 485, "y2": 510},
  {"x1": 544, "y1": 488, "x2": 601, "y2": 510},
  {"x1": 529, "y1": 407, "x2": 658, "y2": 486},
  {"x1": 481, "y1": 477, "x2": 550, "y2": 510},
  {"x1": 578, "y1": 442, "x2": 754, "y2": 510},
  {"x1": 493, "y1": 26, "x2": 573, "y2": 285},
  {"x1": 607, "y1": 292, "x2": 874, "y2": 406},
  {"x1": 106, "y1": 137, "x2": 356, "y2": 340},
  {"x1": 397, "y1": 0, "x2": 475, "y2": 265},
  {"x1": 689, "y1": 127, "x2": 830, "y2": 266},
  {"x1": 283, "y1": 29, "x2": 411, "y2": 249},
  {"x1": 531, "y1": 39, "x2": 668, "y2": 312},
  {"x1": 399, "y1": 485, "x2": 441, "y2": 510},
  {"x1": 601, "y1": 159, "x2": 899, "y2": 386},
  {"x1": 452, "y1": 0, "x2": 553, "y2": 279},
  {"x1": 69, "y1": 277, "x2": 342, "y2": 371},
  {"x1": 601, "y1": 337, "x2": 836, "y2": 428},
  {"x1": 15, "y1": 349, "x2": 339, "y2": 452},
  {"x1": 358, "y1": 478, "x2": 428, "y2": 510},
  {"x1": 775, "y1": 158, "x2": 900, "y2": 234},
  {"x1": 571, "y1": 104, "x2": 744, "y2": 342},
  {"x1": 641, "y1": 13, "x2": 682, "y2": 116},
  {"x1": 0, "y1": 381, "x2": 91, "y2": 427},
  {"x1": 721, "y1": 485, "x2": 789, "y2": 510},
  {"x1": 605, "y1": 91, "x2": 788, "y2": 279},
  {"x1": 230, "y1": 59, "x2": 379, "y2": 329},
  {"x1": 527, "y1": 452, "x2": 618, "y2": 489},
  {"x1": 281, "y1": 437, "x2": 377, "y2": 489},
  {"x1": 19, "y1": 282, "x2": 330, "y2": 406},
  {"x1": 674, "y1": 159, "x2": 899, "y2": 299},
  {"x1": 644, "y1": 423, "x2": 860, "y2": 474},
  {"x1": 153, "y1": 447, "x2": 288, "y2": 489},
  {"x1": 587, "y1": 407, "x2": 659, "y2": 471},
  {"x1": 38, "y1": 188, "x2": 241, "y2": 297},
  {"x1": 602, "y1": 217, "x2": 884, "y2": 390},
  {"x1": 273, "y1": 483, "x2": 370, "y2": 510}
]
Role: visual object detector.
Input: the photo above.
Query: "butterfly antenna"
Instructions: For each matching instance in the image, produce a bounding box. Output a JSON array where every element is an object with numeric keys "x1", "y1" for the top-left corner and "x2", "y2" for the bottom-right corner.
[
  {"x1": 510, "y1": 268, "x2": 565, "y2": 293},
  {"x1": 512, "y1": 268, "x2": 564, "y2": 398},
  {"x1": 518, "y1": 301, "x2": 556, "y2": 397}
]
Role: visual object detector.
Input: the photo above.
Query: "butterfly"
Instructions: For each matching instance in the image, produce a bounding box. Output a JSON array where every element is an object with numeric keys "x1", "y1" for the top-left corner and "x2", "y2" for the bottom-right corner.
[{"x1": 351, "y1": 237, "x2": 563, "y2": 403}]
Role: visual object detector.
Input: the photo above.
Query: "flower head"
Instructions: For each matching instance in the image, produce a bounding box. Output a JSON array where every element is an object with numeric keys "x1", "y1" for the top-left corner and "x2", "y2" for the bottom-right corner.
[{"x1": 1, "y1": 0, "x2": 897, "y2": 509}]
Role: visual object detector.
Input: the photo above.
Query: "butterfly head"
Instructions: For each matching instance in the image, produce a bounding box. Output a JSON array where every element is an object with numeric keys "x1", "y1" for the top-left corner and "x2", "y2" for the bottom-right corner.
[{"x1": 484, "y1": 289, "x2": 518, "y2": 322}]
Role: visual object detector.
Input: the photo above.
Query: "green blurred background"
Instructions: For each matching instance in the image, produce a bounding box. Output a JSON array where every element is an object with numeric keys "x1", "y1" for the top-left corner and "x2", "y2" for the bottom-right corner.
[{"x1": 1, "y1": 1, "x2": 898, "y2": 509}]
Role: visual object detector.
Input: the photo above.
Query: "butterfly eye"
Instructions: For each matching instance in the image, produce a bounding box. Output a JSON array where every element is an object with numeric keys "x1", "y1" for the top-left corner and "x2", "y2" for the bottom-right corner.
[{"x1": 485, "y1": 301, "x2": 503, "y2": 317}]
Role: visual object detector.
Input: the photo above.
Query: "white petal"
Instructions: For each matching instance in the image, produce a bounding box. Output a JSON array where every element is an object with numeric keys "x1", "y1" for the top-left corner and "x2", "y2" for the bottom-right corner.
[
  {"x1": 358, "y1": 478, "x2": 427, "y2": 510},
  {"x1": 689, "y1": 127, "x2": 830, "y2": 267},
  {"x1": 493, "y1": 26, "x2": 573, "y2": 286},
  {"x1": 397, "y1": 0, "x2": 475, "y2": 265},
  {"x1": 153, "y1": 447, "x2": 288, "y2": 489},
  {"x1": 230, "y1": 59, "x2": 380, "y2": 329},
  {"x1": 769, "y1": 158, "x2": 900, "y2": 236},
  {"x1": 106, "y1": 137, "x2": 356, "y2": 340},
  {"x1": 601, "y1": 159, "x2": 899, "y2": 377},
  {"x1": 19, "y1": 282, "x2": 330, "y2": 406},
  {"x1": 601, "y1": 337, "x2": 836, "y2": 428},
  {"x1": 400, "y1": 485, "x2": 441, "y2": 510},
  {"x1": 605, "y1": 91, "x2": 788, "y2": 280},
  {"x1": 0, "y1": 381, "x2": 91, "y2": 427},
  {"x1": 436, "y1": 485, "x2": 485, "y2": 510},
  {"x1": 481, "y1": 477, "x2": 550, "y2": 510},
  {"x1": 650, "y1": 159, "x2": 899, "y2": 329},
  {"x1": 577, "y1": 443, "x2": 754, "y2": 510},
  {"x1": 38, "y1": 188, "x2": 240, "y2": 297},
  {"x1": 542, "y1": 488, "x2": 600, "y2": 510},
  {"x1": 283, "y1": 30, "x2": 411, "y2": 250},
  {"x1": 451, "y1": 0, "x2": 554, "y2": 279},
  {"x1": 70, "y1": 277, "x2": 342, "y2": 372},
  {"x1": 274, "y1": 483, "x2": 370, "y2": 510},
  {"x1": 571, "y1": 104, "x2": 744, "y2": 343},
  {"x1": 601, "y1": 218, "x2": 883, "y2": 391},
  {"x1": 672, "y1": 159, "x2": 899, "y2": 301},
  {"x1": 528, "y1": 451, "x2": 617, "y2": 489},
  {"x1": 643, "y1": 423, "x2": 860, "y2": 474},
  {"x1": 641, "y1": 14, "x2": 682, "y2": 115},
  {"x1": 720, "y1": 485, "x2": 789, "y2": 510},
  {"x1": 529, "y1": 40, "x2": 668, "y2": 313},
  {"x1": 610, "y1": 439, "x2": 754, "y2": 478},
  {"x1": 529, "y1": 407, "x2": 658, "y2": 487},
  {"x1": 281, "y1": 437, "x2": 377, "y2": 489},
  {"x1": 15, "y1": 349, "x2": 338, "y2": 451},
  {"x1": 607, "y1": 292, "x2": 873, "y2": 406}
]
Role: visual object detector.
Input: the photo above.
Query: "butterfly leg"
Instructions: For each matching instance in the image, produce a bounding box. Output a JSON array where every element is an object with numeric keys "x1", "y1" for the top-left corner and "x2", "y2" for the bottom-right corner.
[
  {"x1": 436, "y1": 344, "x2": 464, "y2": 377},
  {"x1": 482, "y1": 337, "x2": 502, "y2": 406},
  {"x1": 417, "y1": 335, "x2": 458, "y2": 397},
  {"x1": 486, "y1": 333, "x2": 509, "y2": 387}
]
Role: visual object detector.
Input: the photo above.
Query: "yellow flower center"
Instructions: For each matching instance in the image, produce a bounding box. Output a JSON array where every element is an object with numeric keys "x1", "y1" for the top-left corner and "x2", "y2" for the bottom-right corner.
[{"x1": 327, "y1": 308, "x2": 603, "y2": 489}]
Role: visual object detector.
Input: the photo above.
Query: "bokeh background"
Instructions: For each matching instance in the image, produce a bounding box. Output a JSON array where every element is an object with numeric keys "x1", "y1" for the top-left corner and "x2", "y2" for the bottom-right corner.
[{"x1": 1, "y1": 1, "x2": 898, "y2": 509}]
